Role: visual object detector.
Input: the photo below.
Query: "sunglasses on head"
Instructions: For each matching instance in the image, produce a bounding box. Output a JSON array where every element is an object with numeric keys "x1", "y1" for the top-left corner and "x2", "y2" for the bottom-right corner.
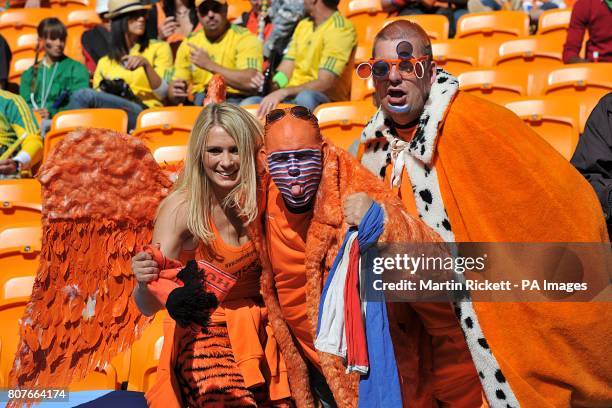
[
  {"x1": 265, "y1": 106, "x2": 316, "y2": 125},
  {"x1": 198, "y1": 1, "x2": 224, "y2": 15},
  {"x1": 356, "y1": 56, "x2": 429, "y2": 80}
]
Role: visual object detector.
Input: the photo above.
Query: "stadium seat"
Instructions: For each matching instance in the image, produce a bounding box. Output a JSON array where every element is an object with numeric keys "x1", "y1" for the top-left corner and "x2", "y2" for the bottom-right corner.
[
  {"x1": 457, "y1": 67, "x2": 529, "y2": 105},
  {"x1": 127, "y1": 311, "x2": 167, "y2": 392},
  {"x1": 504, "y1": 96, "x2": 581, "y2": 160},
  {"x1": 314, "y1": 101, "x2": 377, "y2": 149},
  {"x1": 495, "y1": 36, "x2": 564, "y2": 96},
  {"x1": 0, "y1": 179, "x2": 42, "y2": 229},
  {"x1": 227, "y1": 0, "x2": 251, "y2": 21},
  {"x1": 347, "y1": 0, "x2": 382, "y2": 14},
  {"x1": 133, "y1": 106, "x2": 203, "y2": 165},
  {"x1": 8, "y1": 56, "x2": 35, "y2": 86},
  {"x1": 350, "y1": 70, "x2": 375, "y2": 101},
  {"x1": 543, "y1": 63, "x2": 612, "y2": 132},
  {"x1": 44, "y1": 109, "x2": 129, "y2": 161},
  {"x1": 348, "y1": 10, "x2": 388, "y2": 56},
  {"x1": 456, "y1": 11, "x2": 530, "y2": 40},
  {"x1": 383, "y1": 15, "x2": 449, "y2": 41},
  {"x1": 456, "y1": 11, "x2": 529, "y2": 67},
  {"x1": 48, "y1": 0, "x2": 92, "y2": 9},
  {"x1": 64, "y1": 10, "x2": 102, "y2": 62},
  {"x1": 0, "y1": 8, "x2": 55, "y2": 27},
  {"x1": 431, "y1": 39, "x2": 479, "y2": 76},
  {"x1": 0, "y1": 28, "x2": 38, "y2": 55},
  {"x1": 0, "y1": 227, "x2": 41, "y2": 301},
  {"x1": 0, "y1": 301, "x2": 27, "y2": 387},
  {"x1": 536, "y1": 8, "x2": 572, "y2": 44},
  {"x1": 0, "y1": 223, "x2": 42, "y2": 252}
]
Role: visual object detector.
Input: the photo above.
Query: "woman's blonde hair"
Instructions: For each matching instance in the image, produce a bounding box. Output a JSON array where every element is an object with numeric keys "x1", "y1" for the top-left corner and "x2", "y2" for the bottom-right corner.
[{"x1": 171, "y1": 103, "x2": 263, "y2": 245}]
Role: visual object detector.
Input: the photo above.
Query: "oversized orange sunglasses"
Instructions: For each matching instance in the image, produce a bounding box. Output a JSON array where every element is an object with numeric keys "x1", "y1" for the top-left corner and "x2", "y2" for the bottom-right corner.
[{"x1": 356, "y1": 56, "x2": 429, "y2": 80}]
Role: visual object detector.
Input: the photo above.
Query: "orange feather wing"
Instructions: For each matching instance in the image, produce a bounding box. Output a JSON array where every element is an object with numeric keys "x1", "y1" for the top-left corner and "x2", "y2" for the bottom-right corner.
[{"x1": 8, "y1": 128, "x2": 173, "y2": 401}]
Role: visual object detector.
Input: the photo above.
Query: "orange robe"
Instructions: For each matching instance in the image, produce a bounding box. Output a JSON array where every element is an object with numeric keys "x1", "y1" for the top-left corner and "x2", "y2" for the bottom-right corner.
[{"x1": 360, "y1": 88, "x2": 612, "y2": 407}]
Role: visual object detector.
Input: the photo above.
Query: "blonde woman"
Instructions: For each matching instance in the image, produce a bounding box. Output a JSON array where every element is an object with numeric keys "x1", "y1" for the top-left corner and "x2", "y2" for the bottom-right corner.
[{"x1": 132, "y1": 103, "x2": 291, "y2": 407}]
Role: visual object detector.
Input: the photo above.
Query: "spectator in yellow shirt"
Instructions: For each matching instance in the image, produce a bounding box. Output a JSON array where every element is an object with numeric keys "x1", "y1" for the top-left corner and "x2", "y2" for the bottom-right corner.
[
  {"x1": 0, "y1": 90, "x2": 42, "y2": 178},
  {"x1": 168, "y1": 0, "x2": 264, "y2": 106},
  {"x1": 68, "y1": 0, "x2": 173, "y2": 130},
  {"x1": 255, "y1": 0, "x2": 356, "y2": 117}
]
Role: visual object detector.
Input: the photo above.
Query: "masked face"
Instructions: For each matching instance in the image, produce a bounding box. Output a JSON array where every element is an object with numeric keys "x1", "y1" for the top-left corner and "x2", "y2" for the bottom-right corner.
[
  {"x1": 265, "y1": 109, "x2": 323, "y2": 212},
  {"x1": 268, "y1": 148, "x2": 322, "y2": 210}
]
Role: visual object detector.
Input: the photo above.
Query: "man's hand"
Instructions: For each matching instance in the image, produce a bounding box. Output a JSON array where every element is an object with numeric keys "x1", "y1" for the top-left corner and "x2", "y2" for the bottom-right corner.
[
  {"x1": 250, "y1": 71, "x2": 265, "y2": 93},
  {"x1": 0, "y1": 159, "x2": 19, "y2": 175},
  {"x1": 188, "y1": 43, "x2": 213, "y2": 71},
  {"x1": 34, "y1": 108, "x2": 49, "y2": 119},
  {"x1": 121, "y1": 55, "x2": 150, "y2": 71},
  {"x1": 257, "y1": 88, "x2": 288, "y2": 118},
  {"x1": 132, "y1": 250, "x2": 160, "y2": 289},
  {"x1": 168, "y1": 79, "x2": 189, "y2": 103},
  {"x1": 344, "y1": 192, "x2": 374, "y2": 226},
  {"x1": 159, "y1": 16, "x2": 179, "y2": 40}
]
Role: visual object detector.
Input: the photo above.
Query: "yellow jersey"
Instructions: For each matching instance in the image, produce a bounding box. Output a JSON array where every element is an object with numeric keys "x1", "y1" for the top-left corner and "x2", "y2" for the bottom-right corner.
[
  {"x1": 0, "y1": 90, "x2": 42, "y2": 167},
  {"x1": 173, "y1": 25, "x2": 263, "y2": 95},
  {"x1": 94, "y1": 40, "x2": 173, "y2": 108},
  {"x1": 284, "y1": 12, "x2": 356, "y2": 102}
]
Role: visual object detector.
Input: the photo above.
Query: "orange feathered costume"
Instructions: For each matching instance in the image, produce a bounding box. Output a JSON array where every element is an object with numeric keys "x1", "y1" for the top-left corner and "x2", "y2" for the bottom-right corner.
[
  {"x1": 247, "y1": 113, "x2": 483, "y2": 408},
  {"x1": 359, "y1": 69, "x2": 612, "y2": 407}
]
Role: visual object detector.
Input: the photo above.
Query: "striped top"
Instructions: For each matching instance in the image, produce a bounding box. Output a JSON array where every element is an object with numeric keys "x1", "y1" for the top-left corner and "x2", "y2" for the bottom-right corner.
[{"x1": 0, "y1": 90, "x2": 42, "y2": 167}]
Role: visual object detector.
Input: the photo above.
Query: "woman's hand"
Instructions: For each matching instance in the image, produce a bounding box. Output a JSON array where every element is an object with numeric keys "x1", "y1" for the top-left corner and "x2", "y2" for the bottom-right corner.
[
  {"x1": 121, "y1": 55, "x2": 150, "y2": 71},
  {"x1": 132, "y1": 250, "x2": 160, "y2": 289},
  {"x1": 159, "y1": 16, "x2": 179, "y2": 40}
]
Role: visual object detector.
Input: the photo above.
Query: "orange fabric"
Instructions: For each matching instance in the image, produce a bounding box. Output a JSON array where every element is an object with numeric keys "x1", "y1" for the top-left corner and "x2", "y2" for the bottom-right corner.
[
  {"x1": 266, "y1": 184, "x2": 321, "y2": 369},
  {"x1": 431, "y1": 93, "x2": 611, "y2": 407},
  {"x1": 146, "y1": 226, "x2": 291, "y2": 407}
]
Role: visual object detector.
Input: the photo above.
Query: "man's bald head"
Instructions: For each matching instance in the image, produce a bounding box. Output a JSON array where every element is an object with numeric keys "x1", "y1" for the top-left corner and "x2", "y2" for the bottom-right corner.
[{"x1": 373, "y1": 20, "x2": 432, "y2": 60}]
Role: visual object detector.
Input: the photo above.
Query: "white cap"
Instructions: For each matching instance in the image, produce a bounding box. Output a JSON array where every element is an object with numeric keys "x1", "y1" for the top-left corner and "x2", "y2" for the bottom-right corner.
[{"x1": 96, "y1": 0, "x2": 110, "y2": 15}]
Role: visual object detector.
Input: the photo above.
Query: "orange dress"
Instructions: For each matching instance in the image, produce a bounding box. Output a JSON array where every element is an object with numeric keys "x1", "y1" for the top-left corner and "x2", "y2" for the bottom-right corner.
[{"x1": 146, "y1": 223, "x2": 290, "y2": 408}]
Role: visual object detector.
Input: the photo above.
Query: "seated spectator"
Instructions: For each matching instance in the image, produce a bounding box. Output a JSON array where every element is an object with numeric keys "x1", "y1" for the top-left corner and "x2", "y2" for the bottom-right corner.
[
  {"x1": 82, "y1": 0, "x2": 113, "y2": 74},
  {"x1": 168, "y1": 0, "x2": 263, "y2": 106},
  {"x1": 571, "y1": 92, "x2": 612, "y2": 239},
  {"x1": 562, "y1": 0, "x2": 612, "y2": 63},
  {"x1": 381, "y1": 0, "x2": 468, "y2": 38},
  {"x1": 19, "y1": 18, "x2": 90, "y2": 134},
  {"x1": 69, "y1": 0, "x2": 173, "y2": 131},
  {"x1": 147, "y1": 0, "x2": 200, "y2": 55},
  {"x1": 255, "y1": 0, "x2": 356, "y2": 116},
  {"x1": 0, "y1": 34, "x2": 11, "y2": 90},
  {"x1": 0, "y1": 89, "x2": 43, "y2": 178}
]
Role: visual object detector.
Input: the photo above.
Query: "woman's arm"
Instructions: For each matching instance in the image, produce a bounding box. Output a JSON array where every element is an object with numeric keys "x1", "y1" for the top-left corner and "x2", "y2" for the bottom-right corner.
[{"x1": 132, "y1": 192, "x2": 191, "y2": 316}]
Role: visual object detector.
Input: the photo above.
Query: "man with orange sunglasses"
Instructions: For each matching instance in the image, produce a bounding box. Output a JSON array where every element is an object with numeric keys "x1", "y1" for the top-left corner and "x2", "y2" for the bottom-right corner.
[{"x1": 358, "y1": 20, "x2": 612, "y2": 407}]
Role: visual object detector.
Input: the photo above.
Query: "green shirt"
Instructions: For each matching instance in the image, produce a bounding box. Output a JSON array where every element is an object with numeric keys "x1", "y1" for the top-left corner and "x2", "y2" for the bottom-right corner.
[{"x1": 20, "y1": 56, "x2": 90, "y2": 117}]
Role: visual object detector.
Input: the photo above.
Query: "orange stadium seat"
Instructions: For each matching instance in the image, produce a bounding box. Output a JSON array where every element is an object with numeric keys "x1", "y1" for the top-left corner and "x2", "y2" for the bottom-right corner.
[
  {"x1": 0, "y1": 301, "x2": 27, "y2": 387},
  {"x1": 0, "y1": 179, "x2": 42, "y2": 229},
  {"x1": 383, "y1": 15, "x2": 449, "y2": 41},
  {"x1": 504, "y1": 96, "x2": 581, "y2": 160},
  {"x1": 431, "y1": 39, "x2": 479, "y2": 76},
  {"x1": 227, "y1": 0, "x2": 251, "y2": 21},
  {"x1": 48, "y1": 0, "x2": 92, "y2": 9},
  {"x1": 348, "y1": 10, "x2": 387, "y2": 57},
  {"x1": 536, "y1": 8, "x2": 572, "y2": 44},
  {"x1": 0, "y1": 225, "x2": 41, "y2": 301},
  {"x1": 457, "y1": 66, "x2": 529, "y2": 105},
  {"x1": 127, "y1": 311, "x2": 167, "y2": 392},
  {"x1": 8, "y1": 56, "x2": 35, "y2": 86},
  {"x1": 495, "y1": 36, "x2": 564, "y2": 96},
  {"x1": 64, "y1": 9, "x2": 103, "y2": 62},
  {"x1": 0, "y1": 28, "x2": 38, "y2": 56},
  {"x1": 350, "y1": 70, "x2": 375, "y2": 101},
  {"x1": 314, "y1": 101, "x2": 377, "y2": 150},
  {"x1": 347, "y1": 0, "x2": 382, "y2": 14},
  {"x1": 456, "y1": 11, "x2": 530, "y2": 67},
  {"x1": 543, "y1": 63, "x2": 612, "y2": 132},
  {"x1": 44, "y1": 109, "x2": 129, "y2": 161},
  {"x1": 0, "y1": 8, "x2": 55, "y2": 27},
  {"x1": 0, "y1": 223, "x2": 42, "y2": 252},
  {"x1": 133, "y1": 106, "x2": 203, "y2": 165}
]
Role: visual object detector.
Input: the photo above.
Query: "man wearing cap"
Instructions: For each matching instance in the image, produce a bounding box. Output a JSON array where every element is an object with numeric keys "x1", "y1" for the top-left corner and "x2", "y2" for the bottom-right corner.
[
  {"x1": 247, "y1": 106, "x2": 482, "y2": 407},
  {"x1": 168, "y1": 0, "x2": 264, "y2": 106},
  {"x1": 357, "y1": 20, "x2": 612, "y2": 407},
  {"x1": 254, "y1": 0, "x2": 357, "y2": 117}
]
